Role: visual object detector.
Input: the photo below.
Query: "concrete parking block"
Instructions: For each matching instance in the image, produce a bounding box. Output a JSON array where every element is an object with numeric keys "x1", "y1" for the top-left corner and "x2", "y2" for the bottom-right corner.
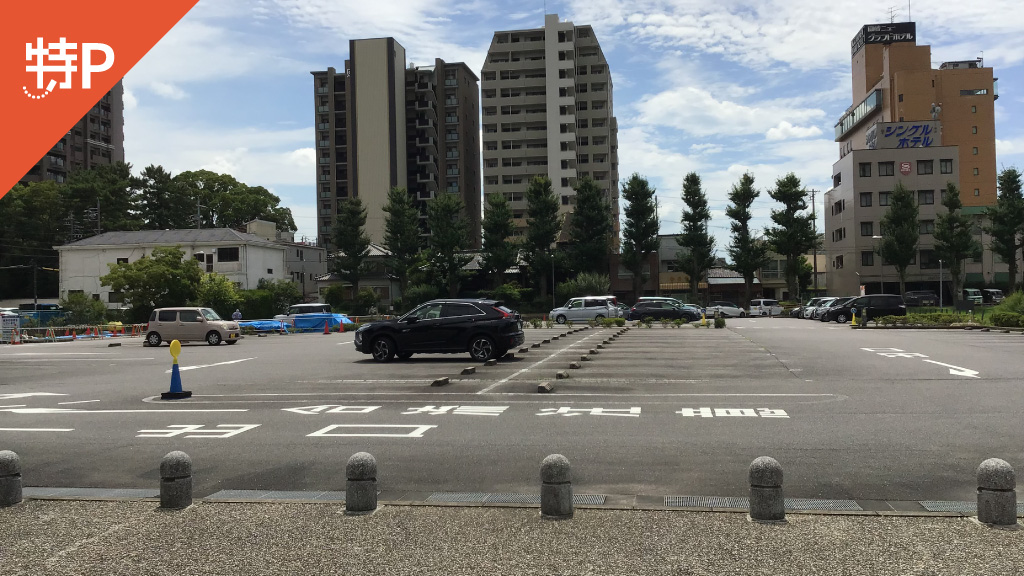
[
  {"x1": 461, "y1": 367, "x2": 476, "y2": 375},
  {"x1": 589, "y1": 349, "x2": 598, "y2": 354},
  {"x1": 502, "y1": 353, "x2": 516, "y2": 361},
  {"x1": 485, "y1": 359, "x2": 498, "y2": 366},
  {"x1": 569, "y1": 362, "x2": 581, "y2": 369},
  {"x1": 518, "y1": 348, "x2": 529, "y2": 353},
  {"x1": 532, "y1": 342, "x2": 541, "y2": 348},
  {"x1": 555, "y1": 370, "x2": 569, "y2": 379},
  {"x1": 430, "y1": 377, "x2": 450, "y2": 387},
  {"x1": 537, "y1": 382, "x2": 554, "y2": 393},
  {"x1": 107, "y1": 342, "x2": 120, "y2": 348},
  {"x1": 552, "y1": 336, "x2": 560, "y2": 341},
  {"x1": 596, "y1": 344, "x2": 604, "y2": 349},
  {"x1": 542, "y1": 339, "x2": 550, "y2": 344}
]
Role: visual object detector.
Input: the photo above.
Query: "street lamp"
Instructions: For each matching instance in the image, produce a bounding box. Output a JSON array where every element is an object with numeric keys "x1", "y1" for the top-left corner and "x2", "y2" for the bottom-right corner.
[
  {"x1": 871, "y1": 235, "x2": 883, "y2": 293},
  {"x1": 938, "y1": 259, "x2": 944, "y2": 309}
]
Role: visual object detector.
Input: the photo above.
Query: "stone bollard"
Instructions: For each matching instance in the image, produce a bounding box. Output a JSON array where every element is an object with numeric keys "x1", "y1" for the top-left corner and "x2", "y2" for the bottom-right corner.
[
  {"x1": 977, "y1": 458, "x2": 1017, "y2": 526},
  {"x1": 346, "y1": 452, "x2": 377, "y2": 515},
  {"x1": 749, "y1": 456, "x2": 785, "y2": 522},
  {"x1": 541, "y1": 454, "x2": 573, "y2": 519},
  {"x1": 0, "y1": 450, "x2": 23, "y2": 507},
  {"x1": 160, "y1": 451, "x2": 193, "y2": 509}
]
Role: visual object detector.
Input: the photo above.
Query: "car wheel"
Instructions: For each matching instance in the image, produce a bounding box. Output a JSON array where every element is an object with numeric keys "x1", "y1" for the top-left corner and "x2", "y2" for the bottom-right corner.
[
  {"x1": 397, "y1": 351, "x2": 413, "y2": 360},
  {"x1": 555, "y1": 315, "x2": 567, "y2": 324},
  {"x1": 739, "y1": 312, "x2": 746, "y2": 318},
  {"x1": 146, "y1": 332, "x2": 162, "y2": 347},
  {"x1": 206, "y1": 331, "x2": 222, "y2": 346},
  {"x1": 469, "y1": 335, "x2": 496, "y2": 361},
  {"x1": 595, "y1": 314, "x2": 605, "y2": 320},
  {"x1": 371, "y1": 337, "x2": 396, "y2": 362},
  {"x1": 836, "y1": 313, "x2": 848, "y2": 323}
]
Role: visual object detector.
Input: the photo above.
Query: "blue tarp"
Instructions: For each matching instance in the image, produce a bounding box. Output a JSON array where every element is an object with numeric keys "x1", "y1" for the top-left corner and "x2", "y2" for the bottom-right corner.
[
  {"x1": 239, "y1": 314, "x2": 355, "y2": 333},
  {"x1": 238, "y1": 320, "x2": 286, "y2": 331}
]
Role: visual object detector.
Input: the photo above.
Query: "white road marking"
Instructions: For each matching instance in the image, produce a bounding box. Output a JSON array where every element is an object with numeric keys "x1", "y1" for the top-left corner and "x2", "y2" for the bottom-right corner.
[
  {"x1": 8, "y1": 352, "x2": 117, "y2": 356},
  {"x1": 0, "y1": 408, "x2": 249, "y2": 414},
  {"x1": 308, "y1": 424, "x2": 436, "y2": 438},
  {"x1": 0, "y1": 428, "x2": 74, "y2": 432},
  {"x1": 165, "y1": 358, "x2": 256, "y2": 373},
  {"x1": 477, "y1": 332, "x2": 604, "y2": 394},
  {"x1": 922, "y1": 360, "x2": 980, "y2": 378},
  {"x1": 144, "y1": 392, "x2": 837, "y2": 403},
  {"x1": 58, "y1": 400, "x2": 101, "y2": 405},
  {"x1": 0, "y1": 393, "x2": 67, "y2": 400},
  {"x1": 0, "y1": 405, "x2": 27, "y2": 408}
]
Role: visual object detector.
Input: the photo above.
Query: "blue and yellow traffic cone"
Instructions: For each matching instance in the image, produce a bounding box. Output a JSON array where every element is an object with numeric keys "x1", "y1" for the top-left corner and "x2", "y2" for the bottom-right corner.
[
  {"x1": 851, "y1": 311, "x2": 857, "y2": 327},
  {"x1": 161, "y1": 340, "x2": 192, "y2": 400}
]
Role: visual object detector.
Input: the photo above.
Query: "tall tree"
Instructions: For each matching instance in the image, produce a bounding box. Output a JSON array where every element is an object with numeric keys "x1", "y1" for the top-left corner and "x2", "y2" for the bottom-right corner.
[
  {"x1": 426, "y1": 192, "x2": 472, "y2": 297},
  {"x1": 134, "y1": 165, "x2": 191, "y2": 230},
  {"x1": 567, "y1": 176, "x2": 613, "y2": 275},
  {"x1": 877, "y1": 181, "x2": 920, "y2": 295},
  {"x1": 100, "y1": 246, "x2": 203, "y2": 322},
  {"x1": 934, "y1": 182, "x2": 981, "y2": 303},
  {"x1": 480, "y1": 192, "x2": 517, "y2": 288},
  {"x1": 173, "y1": 170, "x2": 296, "y2": 232},
  {"x1": 332, "y1": 197, "x2": 372, "y2": 296},
  {"x1": 523, "y1": 176, "x2": 561, "y2": 301},
  {"x1": 382, "y1": 186, "x2": 422, "y2": 296},
  {"x1": 620, "y1": 173, "x2": 660, "y2": 302},
  {"x1": 64, "y1": 162, "x2": 141, "y2": 233},
  {"x1": 676, "y1": 172, "x2": 716, "y2": 304},
  {"x1": 985, "y1": 167, "x2": 1024, "y2": 293},
  {"x1": 765, "y1": 173, "x2": 816, "y2": 300},
  {"x1": 725, "y1": 173, "x2": 771, "y2": 305},
  {"x1": 0, "y1": 181, "x2": 65, "y2": 299}
]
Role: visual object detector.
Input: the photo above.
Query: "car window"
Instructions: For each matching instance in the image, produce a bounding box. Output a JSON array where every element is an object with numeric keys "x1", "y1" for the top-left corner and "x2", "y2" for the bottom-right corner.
[
  {"x1": 150, "y1": 310, "x2": 157, "y2": 321},
  {"x1": 584, "y1": 299, "x2": 600, "y2": 308},
  {"x1": 567, "y1": 300, "x2": 583, "y2": 309},
  {"x1": 201, "y1": 308, "x2": 222, "y2": 321},
  {"x1": 158, "y1": 310, "x2": 177, "y2": 322},
  {"x1": 406, "y1": 303, "x2": 444, "y2": 320},
  {"x1": 442, "y1": 303, "x2": 480, "y2": 317},
  {"x1": 179, "y1": 310, "x2": 202, "y2": 322}
]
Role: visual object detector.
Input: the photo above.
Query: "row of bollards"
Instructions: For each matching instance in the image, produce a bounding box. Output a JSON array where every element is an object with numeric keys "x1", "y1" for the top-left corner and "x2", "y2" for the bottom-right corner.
[{"x1": 0, "y1": 449, "x2": 1018, "y2": 526}]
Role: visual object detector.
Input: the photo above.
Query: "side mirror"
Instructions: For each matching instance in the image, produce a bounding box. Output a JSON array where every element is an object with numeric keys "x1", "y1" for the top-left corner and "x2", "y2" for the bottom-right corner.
[{"x1": 405, "y1": 316, "x2": 419, "y2": 324}]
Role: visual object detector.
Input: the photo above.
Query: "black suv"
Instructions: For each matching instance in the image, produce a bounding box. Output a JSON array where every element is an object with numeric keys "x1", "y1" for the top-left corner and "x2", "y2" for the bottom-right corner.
[
  {"x1": 626, "y1": 301, "x2": 699, "y2": 322},
  {"x1": 902, "y1": 291, "x2": 939, "y2": 307},
  {"x1": 354, "y1": 299, "x2": 524, "y2": 362},
  {"x1": 825, "y1": 294, "x2": 906, "y2": 323}
]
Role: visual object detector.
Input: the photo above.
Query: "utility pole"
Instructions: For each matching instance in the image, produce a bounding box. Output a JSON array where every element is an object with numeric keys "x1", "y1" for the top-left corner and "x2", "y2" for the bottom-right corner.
[
  {"x1": 810, "y1": 189, "x2": 818, "y2": 294},
  {"x1": 32, "y1": 259, "x2": 38, "y2": 311}
]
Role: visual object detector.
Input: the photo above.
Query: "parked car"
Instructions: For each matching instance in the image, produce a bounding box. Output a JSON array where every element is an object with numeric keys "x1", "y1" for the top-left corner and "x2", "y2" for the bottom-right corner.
[
  {"x1": 810, "y1": 297, "x2": 838, "y2": 320},
  {"x1": 819, "y1": 297, "x2": 856, "y2": 322},
  {"x1": 274, "y1": 303, "x2": 333, "y2": 326},
  {"x1": 982, "y1": 289, "x2": 1004, "y2": 304},
  {"x1": 549, "y1": 296, "x2": 618, "y2": 324},
  {"x1": 749, "y1": 299, "x2": 783, "y2": 317},
  {"x1": 353, "y1": 299, "x2": 524, "y2": 362},
  {"x1": 798, "y1": 298, "x2": 823, "y2": 319},
  {"x1": 706, "y1": 301, "x2": 746, "y2": 318},
  {"x1": 145, "y1": 307, "x2": 241, "y2": 346},
  {"x1": 828, "y1": 294, "x2": 907, "y2": 322},
  {"x1": 902, "y1": 291, "x2": 939, "y2": 307},
  {"x1": 627, "y1": 301, "x2": 700, "y2": 322},
  {"x1": 962, "y1": 288, "x2": 983, "y2": 305}
]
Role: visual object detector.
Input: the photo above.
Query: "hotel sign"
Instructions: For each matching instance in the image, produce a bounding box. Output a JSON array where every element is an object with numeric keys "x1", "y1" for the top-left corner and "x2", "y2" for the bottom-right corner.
[
  {"x1": 851, "y1": 22, "x2": 916, "y2": 57},
  {"x1": 866, "y1": 121, "x2": 941, "y2": 149}
]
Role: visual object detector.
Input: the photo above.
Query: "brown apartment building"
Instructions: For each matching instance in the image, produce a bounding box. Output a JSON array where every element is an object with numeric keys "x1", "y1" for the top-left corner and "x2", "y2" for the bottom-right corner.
[
  {"x1": 18, "y1": 81, "x2": 125, "y2": 186},
  {"x1": 825, "y1": 22, "x2": 1005, "y2": 297},
  {"x1": 311, "y1": 39, "x2": 480, "y2": 250},
  {"x1": 481, "y1": 14, "x2": 619, "y2": 245}
]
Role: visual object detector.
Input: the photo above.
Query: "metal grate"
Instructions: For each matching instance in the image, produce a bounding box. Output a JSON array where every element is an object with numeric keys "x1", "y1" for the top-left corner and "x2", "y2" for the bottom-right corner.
[
  {"x1": 573, "y1": 494, "x2": 606, "y2": 505},
  {"x1": 426, "y1": 492, "x2": 489, "y2": 503},
  {"x1": 205, "y1": 490, "x2": 346, "y2": 502},
  {"x1": 486, "y1": 493, "x2": 540, "y2": 504},
  {"x1": 665, "y1": 495, "x2": 749, "y2": 508},
  {"x1": 24, "y1": 487, "x2": 158, "y2": 499},
  {"x1": 920, "y1": 501, "x2": 1024, "y2": 514},
  {"x1": 785, "y1": 498, "x2": 862, "y2": 511}
]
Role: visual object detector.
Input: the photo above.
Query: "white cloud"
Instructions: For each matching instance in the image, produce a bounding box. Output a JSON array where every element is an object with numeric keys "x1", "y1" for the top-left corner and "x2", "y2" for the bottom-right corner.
[
  {"x1": 766, "y1": 121, "x2": 823, "y2": 141},
  {"x1": 123, "y1": 87, "x2": 138, "y2": 111},
  {"x1": 148, "y1": 81, "x2": 188, "y2": 100}
]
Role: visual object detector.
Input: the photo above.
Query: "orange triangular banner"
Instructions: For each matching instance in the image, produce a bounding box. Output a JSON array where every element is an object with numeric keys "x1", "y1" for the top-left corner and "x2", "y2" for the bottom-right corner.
[{"x1": 0, "y1": 1, "x2": 200, "y2": 197}]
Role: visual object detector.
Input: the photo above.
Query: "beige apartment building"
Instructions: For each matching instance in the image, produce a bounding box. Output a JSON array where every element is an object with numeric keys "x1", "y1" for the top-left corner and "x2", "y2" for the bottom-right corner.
[
  {"x1": 481, "y1": 14, "x2": 619, "y2": 244},
  {"x1": 311, "y1": 39, "x2": 480, "y2": 249},
  {"x1": 825, "y1": 22, "x2": 1005, "y2": 298}
]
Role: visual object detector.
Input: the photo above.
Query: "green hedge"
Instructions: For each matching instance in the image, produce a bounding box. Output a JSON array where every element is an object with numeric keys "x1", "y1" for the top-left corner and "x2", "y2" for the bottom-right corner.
[{"x1": 989, "y1": 311, "x2": 1023, "y2": 327}]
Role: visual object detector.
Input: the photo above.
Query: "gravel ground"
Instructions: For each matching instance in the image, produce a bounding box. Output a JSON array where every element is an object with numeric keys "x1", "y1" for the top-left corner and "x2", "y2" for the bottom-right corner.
[{"x1": 2, "y1": 501, "x2": 1023, "y2": 575}]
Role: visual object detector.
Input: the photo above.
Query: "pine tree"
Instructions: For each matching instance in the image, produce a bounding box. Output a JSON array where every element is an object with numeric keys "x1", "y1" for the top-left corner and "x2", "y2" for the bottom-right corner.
[
  {"x1": 481, "y1": 192, "x2": 517, "y2": 288},
  {"x1": 522, "y1": 176, "x2": 561, "y2": 300},
  {"x1": 934, "y1": 182, "x2": 981, "y2": 302},
  {"x1": 676, "y1": 172, "x2": 716, "y2": 304},
  {"x1": 725, "y1": 173, "x2": 770, "y2": 305},
  {"x1": 620, "y1": 173, "x2": 660, "y2": 301},
  {"x1": 426, "y1": 192, "x2": 472, "y2": 297},
  {"x1": 382, "y1": 186, "x2": 422, "y2": 296},
  {"x1": 567, "y1": 176, "x2": 613, "y2": 275},
  {"x1": 877, "y1": 181, "x2": 919, "y2": 295},
  {"x1": 764, "y1": 173, "x2": 816, "y2": 300},
  {"x1": 332, "y1": 197, "x2": 371, "y2": 296},
  {"x1": 984, "y1": 168, "x2": 1024, "y2": 293}
]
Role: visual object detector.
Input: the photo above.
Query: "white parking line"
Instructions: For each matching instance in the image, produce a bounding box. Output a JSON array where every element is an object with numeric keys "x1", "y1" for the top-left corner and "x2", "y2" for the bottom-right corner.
[
  {"x1": 165, "y1": 358, "x2": 256, "y2": 373},
  {"x1": 58, "y1": 400, "x2": 102, "y2": 405},
  {"x1": 477, "y1": 332, "x2": 604, "y2": 394},
  {"x1": 0, "y1": 428, "x2": 74, "y2": 432}
]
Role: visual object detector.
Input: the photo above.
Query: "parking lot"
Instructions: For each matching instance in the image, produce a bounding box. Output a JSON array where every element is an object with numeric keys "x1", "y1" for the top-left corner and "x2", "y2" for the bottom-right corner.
[{"x1": 1, "y1": 317, "x2": 1022, "y2": 506}]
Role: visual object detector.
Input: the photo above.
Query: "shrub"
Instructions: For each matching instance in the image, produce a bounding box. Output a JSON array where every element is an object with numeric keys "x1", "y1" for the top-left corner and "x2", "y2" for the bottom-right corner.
[
  {"x1": 714, "y1": 317, "x2": 726, "y2": 328},
  {"x1": 357, "y1": 288, "x2": 380, "y2": 313},
  {"x1": 992, "y1": 291, "x2": 1024, "y2": 316},
  {"x1": 555, "y1": 272, "x2": 611, "y2": 305},
  {"x1": 990, "y1": 310, "x2": 1023, "y2": 327},
  {"x1": 404, "y1": 284, "x2": 441, "y2": 307},
  {"x1": 614, "y1": 318, "x2": 625, "y2": 327},
  {"x1": 238, "y1": 289, "x2": 275, "y2": 319},
  {"x1": 194, "y1": 273, "x2": 242, "y2": 319},
  {"x1": 489, "y1": 283, "x2": 524, "y2": 307},
  {"x1": 672, "y1": 319, "x2": 683, "y2": 328},
  {"x1": 530, "y1": 318, "x2": 543, "y2": 329},
  {"x1": 58, "y1": 292, "x2": 107, "y2": 326}
]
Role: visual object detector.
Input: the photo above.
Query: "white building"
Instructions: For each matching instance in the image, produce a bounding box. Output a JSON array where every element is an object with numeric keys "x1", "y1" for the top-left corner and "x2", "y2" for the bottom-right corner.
[{"x1": 56, "y1": 229, "x2": 289, "y2": 308}]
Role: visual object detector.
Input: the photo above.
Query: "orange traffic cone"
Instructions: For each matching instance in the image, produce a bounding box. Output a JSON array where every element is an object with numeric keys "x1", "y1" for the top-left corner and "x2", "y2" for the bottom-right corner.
[
  {"x1": 12, "y1": 329, "x2": 22, "y2": 345},
  {"x1": 64, "y1": 329, "x2": 69, "y2": 337},
  {"x1": 323, "y1": 319, "x2": 331, "y2": 335},
  {"x1": 339, "y1": 321, "x2": 345, "y2": 333},
  {"x1": 72, "y1": 330, "x2": 78, "y2": 340}
]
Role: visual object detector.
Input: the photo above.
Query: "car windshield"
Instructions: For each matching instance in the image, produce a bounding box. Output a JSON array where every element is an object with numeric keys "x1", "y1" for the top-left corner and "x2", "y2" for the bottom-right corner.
[{"x1": 201, "y1": 308, "x2": 222, "y2": 321}]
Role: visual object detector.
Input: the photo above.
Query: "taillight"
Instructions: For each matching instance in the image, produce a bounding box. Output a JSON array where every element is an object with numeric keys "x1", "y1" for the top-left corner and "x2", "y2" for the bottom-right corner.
[{"x1": 493, "y1": 307, "x2": 510, "y2": 318}]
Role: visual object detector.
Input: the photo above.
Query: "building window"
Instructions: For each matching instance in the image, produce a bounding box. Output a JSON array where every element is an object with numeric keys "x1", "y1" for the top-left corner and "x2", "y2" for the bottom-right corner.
[
  {"x1": 859, "y1": 192, "x2": 872, "y2": 207},
  {"x1": 116, "y1": 257, "x2": 128, "y2": 265},
  {"x1": 108, "y1": 291, "x2": 124, "y2": 303},
  {"x1": 972, "y1": 147, "x2": 979, "y2": 155},
  {"x1": 860, "y1": 222, "x2": 874, "y2": 236},
  {"x1": 918, "y1": 190, "x2": 934, "y2": 205},
  {"x1": 919, "y1": 249, "x2": 939, "y2": 269},
  {"x1": 861, "y1": 251, "x2": 874, "y2": 266},
  {"x1": 972, "y1": 126, "x2": 978, "y2": 134},
  {"x1": 218, "y1": 247, "x2": 240, "y2": 262},
  {"x1": 973, "y1": 168, "x2": 979, "y2": 176},
  {"x1": 561, "y1": 195, "x2": 570, "y2": 205},
  {"x1": 878, "y1": 162, "x2": 895, "y2": 176},
  {"x1": 917, "y1": 160, "x2": 933, "y2": 175},
  {"x1": 971, "y1": 106, "x2": 977, "y2": 113},
  {"x1": 832, "y1": 227, "x2": 846, "y2": 242},
  {"x1": 898, "y1": 93, "x2": 904, "y2": 102},
  {"x1": 940, "y1": 159, "x2": 953, "y2": 174},
  {"x1": 974, "y1": 189, "x2": 980, "y2": 196},
  {"x1": 267, "y1": 268, "x2": 273, "y2": 274},
  {"x1": 858, "y1": 163, "x2": 871, "y2": 177},
  {"x1": 919, "y1": 220, "x2": 935, "y2": 234},
  {"x1": 879, "y1": 191, "x2": 892, "y2": 206},
  {"x1": 833, "y1": 255, "x2": 844, "y2": 269}
]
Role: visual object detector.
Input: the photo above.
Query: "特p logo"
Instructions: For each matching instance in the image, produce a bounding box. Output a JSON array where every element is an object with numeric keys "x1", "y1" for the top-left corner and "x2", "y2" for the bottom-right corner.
[{"x1": 23, "y1": 37, "x2": 114, "y2": 100}]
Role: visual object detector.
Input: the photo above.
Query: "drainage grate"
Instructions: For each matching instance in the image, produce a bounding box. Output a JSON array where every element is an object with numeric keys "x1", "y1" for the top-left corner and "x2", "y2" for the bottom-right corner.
[
  {"x1": 785, "y1": 498, "x2": 862, "y2": 511},
  {"x1": 24, "y1": 487, "x2": 158, "y2": 499},
  {"x1": 205, "y1": 490, "x2": 347, "y2": 502},
  {"x1": 426, "y1": 492, "x2": 489, "y2": 503},
  {"x1": 573, "y1": 494, "x2": 606, "y2": 505},
  {"x1": 920, "y1": 501, "x2": 1024, "y2": 514},
  {"x1": 486, "y1": 493, "x2": 540, "y2": 504},
  {"x1": 666, "y1": 495, "x2": 749, "y2": 508}
]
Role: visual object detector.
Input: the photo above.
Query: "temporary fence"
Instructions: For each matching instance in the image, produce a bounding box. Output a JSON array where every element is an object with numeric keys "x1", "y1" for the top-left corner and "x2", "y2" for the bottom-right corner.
[{"x1": 11, "y1": 323, "x2": 148, "y2": 344}]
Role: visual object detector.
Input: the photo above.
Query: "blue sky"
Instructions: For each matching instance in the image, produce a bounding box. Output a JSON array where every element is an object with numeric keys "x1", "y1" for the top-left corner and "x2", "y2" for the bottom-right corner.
[{"x1": 122, "y1": 0, "x2": 1024, "y2": 255}]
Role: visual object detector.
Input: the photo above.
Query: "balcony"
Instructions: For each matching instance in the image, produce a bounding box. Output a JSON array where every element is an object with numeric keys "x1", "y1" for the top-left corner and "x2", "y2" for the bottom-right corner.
[
  {"x1": 417, "y1": 172, "x2": 437, "y2": 184},
  {"x1": 416, "y1": 81, "x2": 433, "y2": 92},
  {"x1": 416, "y1": 118, "x2": 434, "y2": 129}
]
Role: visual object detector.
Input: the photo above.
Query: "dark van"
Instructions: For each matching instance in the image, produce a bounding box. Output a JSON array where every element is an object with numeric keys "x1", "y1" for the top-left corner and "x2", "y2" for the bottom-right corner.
[{"x1": 827, "y1": 294, "x2": 906, "y2": 323}]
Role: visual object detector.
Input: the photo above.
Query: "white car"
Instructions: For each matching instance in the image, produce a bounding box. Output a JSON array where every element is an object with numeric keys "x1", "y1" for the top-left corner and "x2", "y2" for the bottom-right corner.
[
  {"x1": 749, "y1": 299, "x2": 783, "y2": 317},
  {"x1": 705, "y1": 301, "x2": 746, "y2": 318},
  {"x1": 549, "y1": 296, "x2": 618, "y2": 324},
  {"x1": 273, "y1": 303, "x2": 333, "y2": 326}
]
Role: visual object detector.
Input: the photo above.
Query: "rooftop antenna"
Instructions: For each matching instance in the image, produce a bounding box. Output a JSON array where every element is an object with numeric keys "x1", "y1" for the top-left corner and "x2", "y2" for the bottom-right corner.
[
  {"x1": 908, "y1": 0, "x2": 911, "y2": 21},
  {"x1": 887, "y1": 6, "x2": 898, "y2": 23}
]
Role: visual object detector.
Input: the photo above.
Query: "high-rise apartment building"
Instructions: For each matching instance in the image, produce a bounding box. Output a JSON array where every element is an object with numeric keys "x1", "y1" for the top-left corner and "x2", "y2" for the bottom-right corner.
[
  {"x1": 481, "y1": 14, "x2": 619, "y2": 243},
  {"x1": 825, "y1": 22, "x2": 1004, "y2": 296},
  {"x1": 311, "y1": 39, "x2": 480, "y2": 249},
  {"x1": 18, "y1": 81, "x2": 125, "y2": 187}
]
